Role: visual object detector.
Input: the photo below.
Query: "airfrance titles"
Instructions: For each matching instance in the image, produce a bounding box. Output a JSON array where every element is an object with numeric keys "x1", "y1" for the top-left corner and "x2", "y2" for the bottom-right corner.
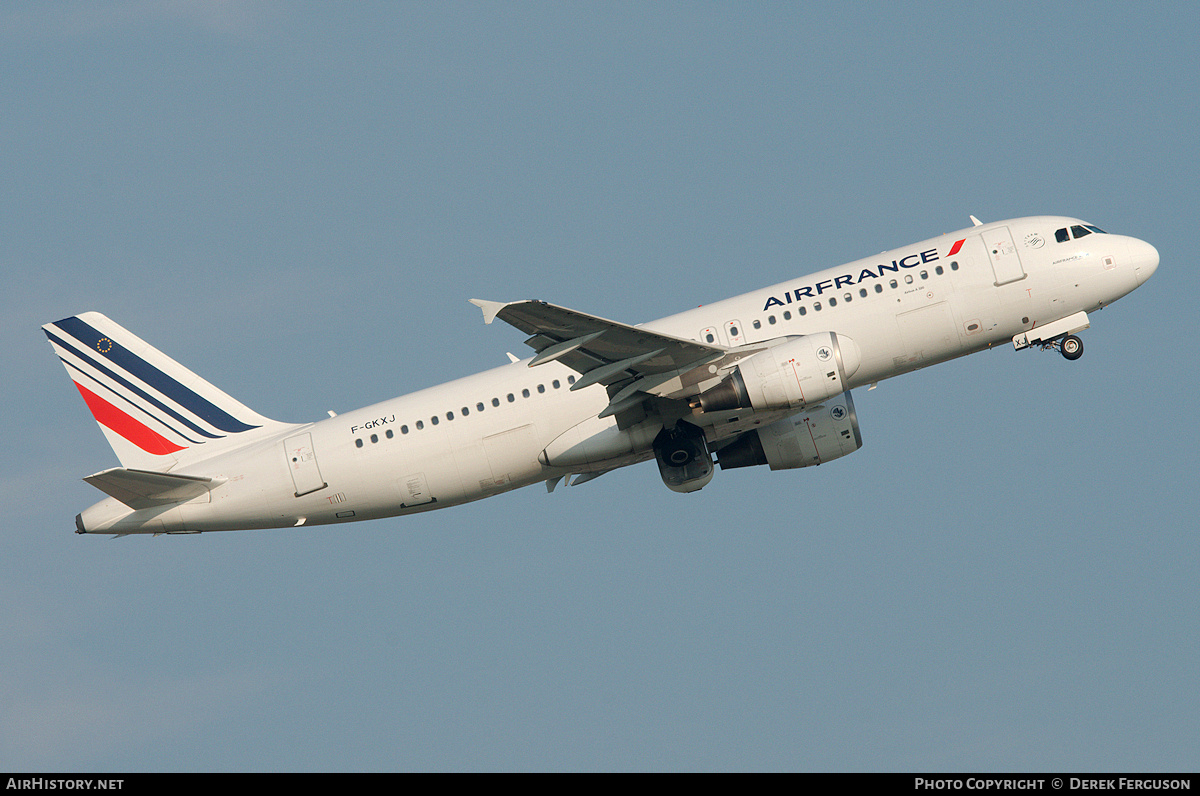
[{"x1": 761, "y1": 244, "x2": 955, "y2": 312}]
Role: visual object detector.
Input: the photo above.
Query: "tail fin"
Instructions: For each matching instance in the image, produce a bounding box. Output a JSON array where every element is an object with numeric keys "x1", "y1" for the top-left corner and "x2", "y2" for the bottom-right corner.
[{"x1": 43, "y1": 312, "x2": 292, "y2": 471}]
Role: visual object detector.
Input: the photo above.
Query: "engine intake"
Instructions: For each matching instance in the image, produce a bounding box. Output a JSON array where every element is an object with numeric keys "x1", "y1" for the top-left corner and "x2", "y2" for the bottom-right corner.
[{"x1": 653, "y1": 421, "x2": 714, "y2": 493}]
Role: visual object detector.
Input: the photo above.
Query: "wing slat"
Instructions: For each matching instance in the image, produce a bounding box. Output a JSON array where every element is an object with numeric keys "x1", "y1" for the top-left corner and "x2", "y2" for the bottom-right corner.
[{"x1": 471, "y1": 299, "x2": 727, "y2": 391}]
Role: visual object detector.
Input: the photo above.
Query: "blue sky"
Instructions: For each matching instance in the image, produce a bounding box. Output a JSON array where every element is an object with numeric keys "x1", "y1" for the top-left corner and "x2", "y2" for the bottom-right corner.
[{"x1": 2, "y1": 1, "x2": 1196, "y2": 771}]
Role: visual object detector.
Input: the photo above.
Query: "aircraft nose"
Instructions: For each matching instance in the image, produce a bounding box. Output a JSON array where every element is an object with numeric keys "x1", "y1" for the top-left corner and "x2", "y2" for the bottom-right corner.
[{"x1": 1130, "y1": 238, "x2": 1159, "y2": 285}]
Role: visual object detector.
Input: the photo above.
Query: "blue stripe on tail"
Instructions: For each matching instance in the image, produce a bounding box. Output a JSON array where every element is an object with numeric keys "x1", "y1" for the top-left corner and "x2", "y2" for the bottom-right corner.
[{"x1": 51, "y1": 316, "x2": 260, "y2": 434}]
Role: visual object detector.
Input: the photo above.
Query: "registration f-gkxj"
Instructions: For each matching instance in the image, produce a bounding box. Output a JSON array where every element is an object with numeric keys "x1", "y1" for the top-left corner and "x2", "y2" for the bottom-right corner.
[{"x1": 45, "y1": 215, "x2": 1158, "y2": 536}]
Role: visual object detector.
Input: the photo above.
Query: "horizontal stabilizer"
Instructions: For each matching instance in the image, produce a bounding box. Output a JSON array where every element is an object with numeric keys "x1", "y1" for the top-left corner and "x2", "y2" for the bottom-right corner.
[{"x1": 83, "y1": 467, "x2": 224, "y2": 510}]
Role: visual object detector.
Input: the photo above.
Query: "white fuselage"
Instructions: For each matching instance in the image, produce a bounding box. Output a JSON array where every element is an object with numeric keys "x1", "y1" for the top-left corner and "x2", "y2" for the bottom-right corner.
[{"x1": 77, "y1": 216, "x2": 1158, "y2": 534}]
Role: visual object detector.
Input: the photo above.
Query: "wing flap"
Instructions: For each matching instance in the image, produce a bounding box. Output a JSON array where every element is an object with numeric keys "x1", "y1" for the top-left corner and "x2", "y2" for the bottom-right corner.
[{"x1": 83, "y1": 468, "x2": 224, "y2": 510}]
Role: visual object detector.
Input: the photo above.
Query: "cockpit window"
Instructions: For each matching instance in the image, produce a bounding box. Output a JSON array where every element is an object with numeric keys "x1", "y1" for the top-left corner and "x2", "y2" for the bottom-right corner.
[{"x1": 1056, "y1": 224, "x2": 1108, "y2": 243}]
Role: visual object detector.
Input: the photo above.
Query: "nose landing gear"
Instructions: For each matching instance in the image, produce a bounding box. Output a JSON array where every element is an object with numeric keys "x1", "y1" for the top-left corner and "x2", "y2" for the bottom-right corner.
[
  {"x1": 1011, "y1": 312, "x2": 1090, "y2": 361},
  {"x1": 1034, "y1": 334, "x2": 1084, "y2": 360},
  {"x1": 1059, "y1": 334, "x2": 1084, "y2": 361}
]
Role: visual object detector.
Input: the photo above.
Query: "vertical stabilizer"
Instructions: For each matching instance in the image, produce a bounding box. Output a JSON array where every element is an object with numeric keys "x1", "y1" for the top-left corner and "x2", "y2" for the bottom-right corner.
[{"x1": 43, "y1": 312, "x2": 294, "y2": 471}]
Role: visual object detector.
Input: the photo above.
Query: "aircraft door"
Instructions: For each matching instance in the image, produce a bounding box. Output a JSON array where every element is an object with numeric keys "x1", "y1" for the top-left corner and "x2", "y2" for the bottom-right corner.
[
  {"x1": 398, "y1": 472, "x2": 434, "y2": 507},
  {"x1": 895, "y1": 301, "x2": 963, "y2": 363},
  {"x1": 284, "y1": 432, "x2": 328, "y2": 497},
  {"x1": 699, "y1": 327, "x2": 720, "y2": 345},
  {"x1": 983, "y1": 226, "x2": 1026, "y2": 286},
  {"x1": 483, "y1": 424, "x2": 539, "y2": 488},
  {"x1": 724, "y1": 320, "x2": 745, "y2": 346}
]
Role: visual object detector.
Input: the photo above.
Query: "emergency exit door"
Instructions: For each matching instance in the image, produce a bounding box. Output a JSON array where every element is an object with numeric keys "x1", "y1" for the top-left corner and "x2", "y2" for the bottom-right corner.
[{"x1": 285, "y1": 432, "x2": 327, "y2": 497}]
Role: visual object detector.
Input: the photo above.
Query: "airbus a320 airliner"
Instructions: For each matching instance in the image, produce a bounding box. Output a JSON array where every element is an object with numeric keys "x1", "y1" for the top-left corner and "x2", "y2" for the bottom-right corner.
[{"x1": 45, "y1": 215, "x2": 1158, "y2": 536}]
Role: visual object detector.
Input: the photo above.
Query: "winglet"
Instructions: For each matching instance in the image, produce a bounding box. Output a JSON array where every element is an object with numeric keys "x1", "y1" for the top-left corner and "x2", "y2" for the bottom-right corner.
[
  {"x1": 970, "y1": 215, "x2": 983, "y2": 227},
  {"x1": 468, "y1": 299, "x2": 509, "y2": 325}
]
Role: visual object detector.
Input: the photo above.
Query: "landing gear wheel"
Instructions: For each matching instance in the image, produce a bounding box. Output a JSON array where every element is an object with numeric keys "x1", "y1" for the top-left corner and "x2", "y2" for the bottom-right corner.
[{"x1": 1061, "y1": 334, "x2": 1083, "y2": 361}]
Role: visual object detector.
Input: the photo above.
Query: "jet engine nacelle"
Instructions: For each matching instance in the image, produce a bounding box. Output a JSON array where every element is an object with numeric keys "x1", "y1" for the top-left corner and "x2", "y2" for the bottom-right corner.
[
  {"x1": 699, "y1": 332, "x2": 861, "y2": 414},
  {"x1": 717, "y1": 390, "x2": 862, "y2": 470},
  {"x1": 653, "y1": 421, "x2": 714, "y2": 493}
]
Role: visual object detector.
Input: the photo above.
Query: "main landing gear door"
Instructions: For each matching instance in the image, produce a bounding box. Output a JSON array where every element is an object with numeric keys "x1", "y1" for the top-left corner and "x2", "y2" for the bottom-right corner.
[{"x1": 285, "y1": 432, "x2": 328, "y2": 497}]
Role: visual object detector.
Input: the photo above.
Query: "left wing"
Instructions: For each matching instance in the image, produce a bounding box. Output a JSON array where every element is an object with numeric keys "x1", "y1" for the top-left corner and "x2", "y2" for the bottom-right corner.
[{"x1": 469, "y1": 299, "x2": 745, "y2": 418}]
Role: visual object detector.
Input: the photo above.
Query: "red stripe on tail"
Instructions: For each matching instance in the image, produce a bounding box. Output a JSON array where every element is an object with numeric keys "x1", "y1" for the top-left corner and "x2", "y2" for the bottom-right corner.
[{"x1": 74, "y1": 383, "x2": 185, "y2": 455}]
